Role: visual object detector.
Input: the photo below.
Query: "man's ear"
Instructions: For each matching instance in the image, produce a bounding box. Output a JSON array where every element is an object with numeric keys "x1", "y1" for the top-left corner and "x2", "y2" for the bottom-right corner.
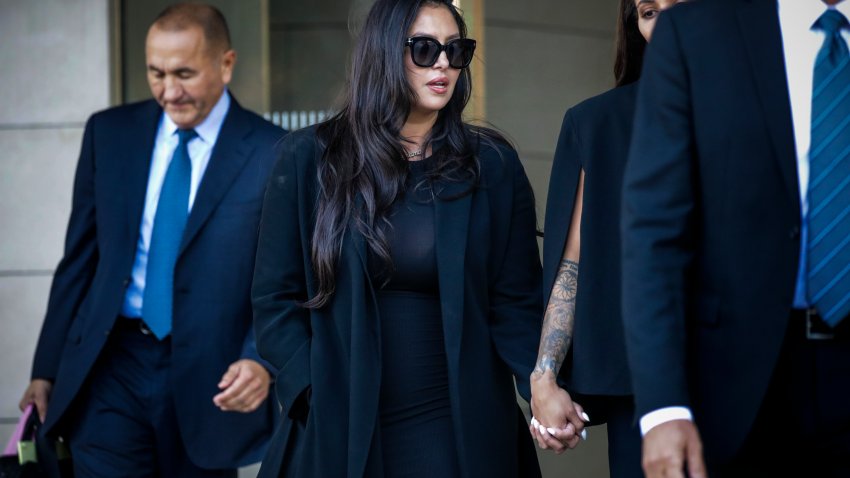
[{"x1": 221, "y1": 49, "x2": 237, "y2": 85}]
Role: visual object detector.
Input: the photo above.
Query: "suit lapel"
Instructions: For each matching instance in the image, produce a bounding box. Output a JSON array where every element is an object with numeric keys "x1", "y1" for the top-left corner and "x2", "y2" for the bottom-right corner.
[
  {"x1": 178, "y1": 101, "x2": 254, "y2": 255},
  {"x1": 737, "y1": 0, "x2": 800, "y2": 203},
  {"x1": 125, "y1": 101, "x2": 162, "y2": 252},
  {"x1": 434, "y1": 179, "x2": 473, "y2": 369}
]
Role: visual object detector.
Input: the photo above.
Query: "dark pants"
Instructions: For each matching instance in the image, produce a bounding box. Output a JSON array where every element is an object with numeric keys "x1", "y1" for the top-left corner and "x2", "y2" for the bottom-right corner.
[
  {"x1": 68, "y1": 320, "x2": 236, "y2": 478},
  {"x1": 713, "y1": 312, "x2": 850, "y2": 478},
  {"x1": 576, "y1": 394, "x2": 642, "y2": 478}
]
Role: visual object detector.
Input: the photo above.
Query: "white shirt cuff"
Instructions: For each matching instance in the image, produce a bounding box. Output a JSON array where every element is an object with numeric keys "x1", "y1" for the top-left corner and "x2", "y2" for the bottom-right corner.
[{"x1": 639, "y1": 406, "x2": 694, "y2": 436}]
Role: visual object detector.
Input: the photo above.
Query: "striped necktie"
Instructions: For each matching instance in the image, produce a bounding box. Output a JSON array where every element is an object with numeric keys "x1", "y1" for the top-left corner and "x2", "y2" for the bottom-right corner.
[
  {"x1": 807, "y1": 9, "x2": 850, "y2": 327},
  {"x1": 142, "y1": 128, "x2": 197, "y2": 339}
]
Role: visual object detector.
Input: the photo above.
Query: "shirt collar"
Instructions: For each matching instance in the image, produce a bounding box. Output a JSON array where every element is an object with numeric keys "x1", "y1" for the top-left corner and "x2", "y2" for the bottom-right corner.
[
  {"x1": 819, "y1": 0, "x2": 850, "y2": 29},
  {"x1": 161, "y1": 88, "x2": 231, "y2": 145},
  {"x1": 835, "y1": 1, "x2": 850, "y2": 21},
  {"x1": 777, "y1": 0, "x2": 827, "y2": 33}
]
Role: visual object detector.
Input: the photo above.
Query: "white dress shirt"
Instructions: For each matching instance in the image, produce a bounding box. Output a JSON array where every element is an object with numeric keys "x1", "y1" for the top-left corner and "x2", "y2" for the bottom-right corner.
[
  {"x1": 640, "y1": 0, "x2": 850, "y2": 436},
  {"x1": 120, "y1": 90, "x2": 231, "y2": 318}
]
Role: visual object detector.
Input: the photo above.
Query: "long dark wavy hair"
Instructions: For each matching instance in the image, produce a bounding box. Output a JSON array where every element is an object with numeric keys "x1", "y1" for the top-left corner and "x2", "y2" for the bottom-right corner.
[
  {"x1": 613, "y1": 0, "x2": 647, "y2": 86},
  {"x1": 306, "y1": 0, "x2": 493, "y2": 308}
]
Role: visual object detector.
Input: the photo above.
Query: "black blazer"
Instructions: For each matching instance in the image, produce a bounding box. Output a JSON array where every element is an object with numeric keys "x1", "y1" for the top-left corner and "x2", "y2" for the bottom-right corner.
[
  {"x1": 622, "y1": 0, "x2": 801, "y2": 463},
  {"x1": 543, "y1": 82, "x2": 638, "y2": 397},
  {"x1": 31, "y1": 96, "x2": 285, "y2": 468},
  {"x1": 252, "y1": 126, "x2": 543, "y2": 478}
]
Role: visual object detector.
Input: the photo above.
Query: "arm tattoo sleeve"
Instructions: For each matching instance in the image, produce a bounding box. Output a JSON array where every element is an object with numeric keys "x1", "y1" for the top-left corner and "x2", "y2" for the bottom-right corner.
[{"x1": 533, "y1": 258, "x2": 579, "y2": 378}]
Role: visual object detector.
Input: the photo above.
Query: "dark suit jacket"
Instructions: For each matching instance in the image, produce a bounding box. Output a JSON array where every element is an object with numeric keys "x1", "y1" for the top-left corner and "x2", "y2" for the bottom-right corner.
[
  {"x1": 30, "y1": 95, "x2": 285, "y2": 468},
  {"x1": 621, "y1": 0, "x2": 801, "y2": 464},
  {"x1": 252, "y1": 126, "x2": 543, "y2": 478},
  {"x1": 543, "y1": 82, "x2": 638, "y2": 398}
]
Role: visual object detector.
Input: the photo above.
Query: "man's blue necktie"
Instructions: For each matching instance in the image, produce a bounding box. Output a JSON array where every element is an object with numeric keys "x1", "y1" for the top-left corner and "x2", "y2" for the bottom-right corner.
[
  {"x1": 807, "y1": 9, "x2": 850, "y2": 327},
  {"x1": 142, "y1": 129, "x2": 197, "y2": 339}
]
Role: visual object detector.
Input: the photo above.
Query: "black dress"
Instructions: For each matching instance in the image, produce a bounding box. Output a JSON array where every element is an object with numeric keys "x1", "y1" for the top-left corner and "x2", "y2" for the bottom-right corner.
[{"x1": 371, "y1": 156, "x2": 460, "y2": 478}]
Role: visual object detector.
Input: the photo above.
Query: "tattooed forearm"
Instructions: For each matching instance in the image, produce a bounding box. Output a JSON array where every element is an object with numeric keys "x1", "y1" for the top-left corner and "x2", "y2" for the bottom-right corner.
[{"x1": 533, "y1": 258, "x2": 579, "y2": 379}]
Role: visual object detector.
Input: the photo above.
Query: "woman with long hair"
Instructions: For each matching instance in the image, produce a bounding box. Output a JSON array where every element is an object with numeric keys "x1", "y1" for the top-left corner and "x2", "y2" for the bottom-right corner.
[
  {"x1": 252, "y1": 1, "x2": 543, "y2": 476},
  {"x1": 528, "y1": 1, "x2": 686, "y2": 477}
]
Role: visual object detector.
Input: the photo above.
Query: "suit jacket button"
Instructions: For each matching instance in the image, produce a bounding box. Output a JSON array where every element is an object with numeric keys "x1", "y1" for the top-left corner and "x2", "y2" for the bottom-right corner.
[
  {"x1": 789, "y1": 226, "x2": 800, "y2": 239},
  {"x1": 123, "y1": 277, "x2": 131, "y2": 287}
]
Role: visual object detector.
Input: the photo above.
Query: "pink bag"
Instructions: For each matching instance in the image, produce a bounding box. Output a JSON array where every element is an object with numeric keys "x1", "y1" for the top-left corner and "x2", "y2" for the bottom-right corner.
[{"x1": 2, "y1": 404, "x2": 34, "y2": 456}]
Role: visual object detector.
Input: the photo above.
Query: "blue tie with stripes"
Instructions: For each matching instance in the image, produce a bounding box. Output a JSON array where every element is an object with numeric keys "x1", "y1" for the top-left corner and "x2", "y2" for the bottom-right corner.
[
  {"x1": 142, "y1": 128, "x2": 197, "y2": 339},
  {"x1": 807, "y1": 9, "x2": 850, "y2": 327}
]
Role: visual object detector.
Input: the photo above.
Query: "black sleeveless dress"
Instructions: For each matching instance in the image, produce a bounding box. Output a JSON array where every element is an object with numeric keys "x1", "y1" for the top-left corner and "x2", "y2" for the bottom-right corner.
[{"x1": 371, "y1": 156, "x2": 460, "y2": 478}]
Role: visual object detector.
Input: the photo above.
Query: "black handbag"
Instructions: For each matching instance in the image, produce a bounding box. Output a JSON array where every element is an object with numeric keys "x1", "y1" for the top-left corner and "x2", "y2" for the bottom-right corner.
[{"x1": 0, "y1": 406, "x2": 72, "y2": 478}]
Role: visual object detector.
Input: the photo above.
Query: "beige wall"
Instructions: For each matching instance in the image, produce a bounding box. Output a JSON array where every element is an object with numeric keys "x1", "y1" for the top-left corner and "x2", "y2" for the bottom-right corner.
[
  {"x1": 0, "y1": 0, "x2": 113, "y2": 448},
  {"x1": 485, "y1": 1, "x2": 619, "y2": 226}
]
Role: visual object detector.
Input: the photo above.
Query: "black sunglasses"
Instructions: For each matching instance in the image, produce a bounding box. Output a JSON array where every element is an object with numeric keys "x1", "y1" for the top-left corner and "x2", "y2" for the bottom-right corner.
[{"x1": 404, "y1": 36, "x2": 477, "y2": 69}]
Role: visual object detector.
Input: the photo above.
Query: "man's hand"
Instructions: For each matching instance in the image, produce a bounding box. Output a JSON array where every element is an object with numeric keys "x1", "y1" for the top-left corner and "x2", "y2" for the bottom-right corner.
[
  {"x1": 19, "y1": 379, "x2": 53, "y2": 423},
  {"x1": 529, "y1": 372, "x2": 588, "y2": 453},
  {"x1": 213, "y1": 359, "x2": 270, "y2": 413},
  {"x1": 642, "y1": 419, "x2": 707, "y2": 478}
]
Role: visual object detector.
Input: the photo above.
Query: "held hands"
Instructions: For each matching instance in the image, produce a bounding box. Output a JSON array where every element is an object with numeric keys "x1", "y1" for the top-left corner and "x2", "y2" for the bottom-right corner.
[
  {"x1": 529, "y1": 373, "x2": 589, "y2": 453},
  {"x1": 19, "y1": 379, "x2": 53, "y2": 423},
  {"x1": 213, "y1": 359, "x2": 271, "y2": 413},
  {"x1": 642, "y1": 419, "x2": 707, "y2": 478}
]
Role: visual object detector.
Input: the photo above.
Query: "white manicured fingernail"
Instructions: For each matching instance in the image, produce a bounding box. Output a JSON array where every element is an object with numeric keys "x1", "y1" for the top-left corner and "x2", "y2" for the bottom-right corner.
[
  {"x1": 581, "y1": 429, "x2": 588, "y2": 440},
  {"x1": 581, "y1": 412, "x2": 590, "y2": 422},
  {"x1": 531, "y1": 417, "x2": 539, "y2": 427},
  {"x1": 547, "y1": 427, "x2": 559, "y2": 434},
  {"x1": 538, "y1": 424, "x2": 549, "y2": 435}
]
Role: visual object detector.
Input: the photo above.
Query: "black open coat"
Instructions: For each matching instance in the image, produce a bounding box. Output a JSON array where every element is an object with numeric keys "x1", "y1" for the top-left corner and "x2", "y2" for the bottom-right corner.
[
  {"x1": 252, "y1": 126, "x2": 543, "y2": 478},
  {"x1": 543, "y1": 82, "x2": 638, "y2": 398}
]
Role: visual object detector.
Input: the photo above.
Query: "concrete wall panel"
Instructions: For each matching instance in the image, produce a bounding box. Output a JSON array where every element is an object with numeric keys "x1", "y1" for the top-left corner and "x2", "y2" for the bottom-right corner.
[
  {"x1": 0, "y1": 0, "x2": 112, "y2": 438},
  {"x1": 487, "y1": 1, "x2": 618, "y2": 37},
  {"x1": 0, "y1": 128, "x2": 82, "y2": 271},
  {"x1": 0, "y1": 276, "x2": 51, "y2": 419},
  {"x1": 0, "y1": 0, "x2": 111, "y2": 125},
  {"x1": 486, "y1": 26, "x2": 615, "y2": 226}
]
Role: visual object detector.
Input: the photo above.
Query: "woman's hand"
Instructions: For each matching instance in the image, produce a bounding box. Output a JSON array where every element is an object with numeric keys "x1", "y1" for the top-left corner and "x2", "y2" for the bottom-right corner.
[{"x1": 529, "y1": 373, "x2": 589, "y2": 453}]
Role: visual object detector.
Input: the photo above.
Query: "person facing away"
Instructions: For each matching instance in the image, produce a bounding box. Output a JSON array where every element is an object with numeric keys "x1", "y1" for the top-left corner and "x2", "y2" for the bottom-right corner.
[
  {"x1": 18, "y1": 3, "x2": 285, "y2": 476},
  {"x1": 528, "y1": 2, "x2": 685, "y2": 477},
  {"x1": 622, "y1": 0, "x2": 850, "y2": 476},
  {"x1": 251, "y1": 0, "x2": 544, "y2": 476}
]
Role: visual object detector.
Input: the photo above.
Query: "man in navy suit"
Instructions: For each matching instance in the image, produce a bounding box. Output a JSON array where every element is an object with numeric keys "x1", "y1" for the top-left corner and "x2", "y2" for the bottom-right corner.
[
  {"x1": 622, "y1": 0, "x2": 850, "y2": 477},
  {"x1": 18, "y1": 4, "x2": 284, "y2": 476}
]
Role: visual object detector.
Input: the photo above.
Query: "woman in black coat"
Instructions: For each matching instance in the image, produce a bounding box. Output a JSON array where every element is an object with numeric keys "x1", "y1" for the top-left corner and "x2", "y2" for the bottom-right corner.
[
  {"x1": 528, "y1": 1, "x2": 685, "y2": 477},
  {"x1": 251, "y1": 1, "x2": 543, "y2": 477}
]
